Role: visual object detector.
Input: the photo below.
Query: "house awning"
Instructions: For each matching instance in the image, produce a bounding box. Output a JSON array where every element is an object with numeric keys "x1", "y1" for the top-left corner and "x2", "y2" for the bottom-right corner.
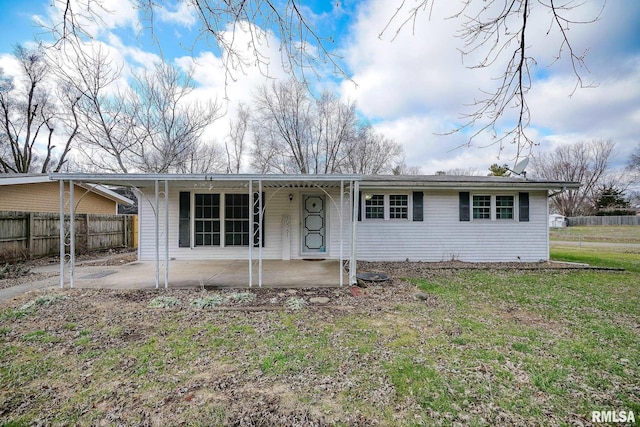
[{"x1": 49, "y1": 173, "x2": 361, "y2": 290}]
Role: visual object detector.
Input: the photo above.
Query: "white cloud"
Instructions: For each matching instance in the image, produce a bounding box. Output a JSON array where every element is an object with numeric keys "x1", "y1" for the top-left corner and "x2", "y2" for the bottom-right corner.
[
  {"x1": 156, "y1": 2, "x2": 197, "y2": 27},
  {"x1": 34, "y1": 0, "x2": 140, "y2": 40},
  {"x1": 338, "y1": 0, "x2": 640, "y2": 174}
]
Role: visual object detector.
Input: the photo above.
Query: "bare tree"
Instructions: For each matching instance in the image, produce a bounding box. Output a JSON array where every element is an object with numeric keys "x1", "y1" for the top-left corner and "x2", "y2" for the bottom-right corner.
[
  {"x1": 531, "y1": 139, "x2": 615, "y2": 216},
  {"x1": 382, "y1": 1, "x2": 603, "y2": 157},
  {"x1": 60, "y1": 45, "x2": 222, "y2": 172},
  {"x1": 629, "y1": 144, "x2": 640, "y2": 181},
  {"x1": 128, "y1": 62, "x2": 222, "y2": 173},
  {"x1": 45, "y1": 0, "x2": 349, "y2": 89},
  {"x1": 179, "y1": 141, "x2": 226, "y2": 173},
  {"x1": 0, "y1": 45, "x2": 75, "y2": 173},
  {"x1": 313, "y1": 92, "x2": 357, "y2": 174},
  {"x1": 55, "y1": 44, "x2": 137, "y2": 172},
  {"x1": 250, "y1": 80, "x2": 399, "y2": 174},
  {"x1": 436, "y1": 168, "x2": 481, "y2": 176},
  {"x1": 342, "y1": 124, "x2": 403, "y2": 175},
  {"x1": 225, "y1": 104, "x2": 250, "y2": 174},
  {"x1": 44, "y1": 1, "x2": 603, "y2": 158},
  {"x1": 251, "y1": 79, "x2": 314, "y2": 173}
]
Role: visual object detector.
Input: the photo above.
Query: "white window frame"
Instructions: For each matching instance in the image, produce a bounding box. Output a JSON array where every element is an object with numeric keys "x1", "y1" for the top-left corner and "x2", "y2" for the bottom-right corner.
[
  {"x1": 495, "y1": 194, "x2": 515, "y2": 221},
  {"x1": 190, "y1": 191, "x2": 257, "y2": 248},
  {"x1": 362, "y1": 193, "x2": 412, "y2": 221},
  {"x1": 470, "y1": 194, "x2": 517, "y2": 222},
  {"x1": 472, "y1": 194, "x2": 491, "y2": 220}
]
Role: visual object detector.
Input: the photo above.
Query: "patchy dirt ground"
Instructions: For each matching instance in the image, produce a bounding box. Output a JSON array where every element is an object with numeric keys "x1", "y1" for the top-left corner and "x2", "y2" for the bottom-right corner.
[
  {"x1": 0, "y1": 258, "x2": 630, "y2": 426},
  {"x1": 0, "y1": 250, "x2": 137, "y2": 291}
]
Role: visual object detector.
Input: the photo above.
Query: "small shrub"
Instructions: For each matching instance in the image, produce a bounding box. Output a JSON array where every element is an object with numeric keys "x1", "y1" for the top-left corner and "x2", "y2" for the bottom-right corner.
[
  {"x1": 19, "y1": 294, "x2": 67, "y2": 312},
  {"x1": 0, "y1": 263, "x2": 31, "y2": 279},
  {"x1": 227, "y1": 292, "x2": 256, "y2": 303},
  {"x1": 148, "y1": 296, "x2": 180, "y2": 308},
  {"x1": 285, "y1": 297, "x2": 307, "y2": 311},
  {"x1": 191, "y1": 295, "x2": 226, "y2": 309}
]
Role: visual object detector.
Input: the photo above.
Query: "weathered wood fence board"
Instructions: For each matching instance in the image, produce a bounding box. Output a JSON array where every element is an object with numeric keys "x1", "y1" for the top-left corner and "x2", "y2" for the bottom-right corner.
[
  {"x1": 567, "y1": 216, "x2": 640, "y2": 226},
  {"x1": 0, "y1": 211, "x2": 136, "y2": 262}
]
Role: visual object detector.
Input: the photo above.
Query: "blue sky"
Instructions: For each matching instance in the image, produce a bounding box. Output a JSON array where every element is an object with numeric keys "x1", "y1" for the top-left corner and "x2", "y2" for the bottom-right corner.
[{"x1": 1, "y1": 0, "x2": 639, "y2": 175}]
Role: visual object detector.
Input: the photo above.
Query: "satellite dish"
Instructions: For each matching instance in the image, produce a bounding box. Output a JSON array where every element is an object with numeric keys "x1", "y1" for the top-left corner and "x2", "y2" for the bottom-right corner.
[{"x1": 507, "y1": 157, "x2": 529, "y2": 178}]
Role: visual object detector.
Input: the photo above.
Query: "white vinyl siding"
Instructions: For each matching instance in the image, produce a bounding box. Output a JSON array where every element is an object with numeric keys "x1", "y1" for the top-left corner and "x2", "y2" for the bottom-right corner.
[
  {"x1": 138, "y1": 187, "x2": 351, "y2": 261},
  {"x1": 138, "y1": 184, "x2": 550, "y2": 263},
  {"x1": 357, "y1": 190, "x2": 549, "y2": 262}
]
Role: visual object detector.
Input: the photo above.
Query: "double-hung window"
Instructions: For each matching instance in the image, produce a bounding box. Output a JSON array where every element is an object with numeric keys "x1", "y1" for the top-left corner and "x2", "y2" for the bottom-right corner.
[
  {"x1": 365, "y1": 194, "x2": 385, "y2": 219},
  {"x1": 460, "y1": 192, "x2": 526, "y2": 222},
  {"x1": 495, "y1": 195, "x2": 514, "y2": 220},
  {"x1": 194, "y1": 194, "x2": 220, "y2": 246},
  {"x1": 389, "y1": 195, "x2": 408, "y2": 219},
  {"x1": 364, "y1": 194, "x2": 410, "y2": 220},
  {"x1": 191, "y1": 193, "x2": 262, "y2": 247},
  {"x1": 225, "y1": 194, "x2": 250, "y2": 246},
  {"x1": 472, "y1": 195, "x2": 491, "y2": 219}
]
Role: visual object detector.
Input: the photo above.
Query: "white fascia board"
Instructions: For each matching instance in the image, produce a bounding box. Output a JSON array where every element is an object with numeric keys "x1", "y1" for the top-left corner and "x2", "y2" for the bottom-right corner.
[{"x1": 0, "y1": 174, "x2": 50, "y2": 186}]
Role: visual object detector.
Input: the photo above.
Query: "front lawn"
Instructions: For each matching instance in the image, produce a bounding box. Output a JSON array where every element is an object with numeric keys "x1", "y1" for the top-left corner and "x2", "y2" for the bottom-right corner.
[{"x1": 1, "y1": 262, "x2": 638, "y2": 425}]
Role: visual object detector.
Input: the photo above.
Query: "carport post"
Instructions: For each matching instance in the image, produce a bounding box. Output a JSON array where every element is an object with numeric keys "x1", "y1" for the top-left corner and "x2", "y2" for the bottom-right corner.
[
  {"x1": 339, "y1": 180, "x2": 344, "y2": 287},
  {"x1": 155, "y1": 180, "x2": 159, "y2": 289},
  {"x1": 258, "y1": 179, "x2": 263, "y2": 288},
  {"x1": 59, "y1": 179, "x2": 65, "y2": 288},
  {"x1": 350, "y1": 180, "x2": 359, "y2": 285},
  {"x1": 164, "y1": 180, "x2": 169, "y2": 289},
  {"x1": 248, "y1": 179, "x2": 253, "y2": 288},
  {"x1": 69, "y1": 180, "x2": 75, "y2": 288}
]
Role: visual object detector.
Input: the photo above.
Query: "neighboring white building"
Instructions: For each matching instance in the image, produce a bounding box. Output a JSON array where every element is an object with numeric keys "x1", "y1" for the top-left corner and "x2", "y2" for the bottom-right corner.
[
  {"x1": 549, "y1": 213, "x2": 567, "y2": 228},
  {"x1": 50, "y1": 173, "x2": 580, "y2": 286}
]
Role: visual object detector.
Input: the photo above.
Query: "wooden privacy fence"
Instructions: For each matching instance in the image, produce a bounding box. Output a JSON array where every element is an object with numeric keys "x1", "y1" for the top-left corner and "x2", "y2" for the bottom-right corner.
[
  {"x1": 0, "y1": 211, "x2": 136, "y2": 262},
  {"x1": 567, "y1": 216, "x2": 640, "y2": 226}
]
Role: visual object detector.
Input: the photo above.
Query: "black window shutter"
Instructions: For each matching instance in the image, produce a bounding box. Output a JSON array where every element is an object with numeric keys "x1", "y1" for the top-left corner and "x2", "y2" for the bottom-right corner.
[
  {"x1": 519, "y1": 192, "x2": 530, "y2": 222},
  {"x1": 459, "y1": 192, "x2": 470, "y2": 222},
  {"x1": 253, "y1": 192, "x2": 266, "y2": 247},
  {"x1": 412, "y1": 191, "x2": 423, "y2": 221},
  {"x1": 178, "y1": 192, "x2": 190, "y2": 247},
  {"x1": 357, "y1": 191, "x2": 362, "y2": 221}
]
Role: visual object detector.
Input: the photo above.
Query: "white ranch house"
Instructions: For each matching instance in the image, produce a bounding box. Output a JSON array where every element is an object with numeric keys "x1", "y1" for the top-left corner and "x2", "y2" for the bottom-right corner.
[{"x1": 50, "y1": 173, "x2": 579, "y2": 288}]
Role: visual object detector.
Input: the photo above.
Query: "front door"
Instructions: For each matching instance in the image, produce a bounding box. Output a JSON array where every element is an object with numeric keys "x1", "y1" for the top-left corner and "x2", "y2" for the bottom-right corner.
[{"x1": 302, "y1": 194, "x2": 326, "y2": 254}]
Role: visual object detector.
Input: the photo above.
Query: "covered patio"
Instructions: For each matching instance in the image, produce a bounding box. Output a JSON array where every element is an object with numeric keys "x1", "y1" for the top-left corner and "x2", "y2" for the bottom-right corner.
[
  {"x1": 69, "y1": 259, "x2": 347, "y2": 290},
  {"x1": 50, "y1": 173, "x2": 361, "y2": 289}
]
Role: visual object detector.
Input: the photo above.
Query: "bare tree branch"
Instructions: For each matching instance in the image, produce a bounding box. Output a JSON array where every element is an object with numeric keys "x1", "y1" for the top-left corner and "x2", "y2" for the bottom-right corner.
[
  {"x1": 531, "y1": 138, "x2": 614, "y2": 215},
  {"x1": 382, "y1": 0, "x2": 604, "y2": 157}
]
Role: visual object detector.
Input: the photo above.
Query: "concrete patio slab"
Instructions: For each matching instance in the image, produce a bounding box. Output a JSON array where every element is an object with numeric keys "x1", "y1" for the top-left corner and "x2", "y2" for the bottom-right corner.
[{"x1": 65, "y1": 259, "x2": 348, "y2": 289}]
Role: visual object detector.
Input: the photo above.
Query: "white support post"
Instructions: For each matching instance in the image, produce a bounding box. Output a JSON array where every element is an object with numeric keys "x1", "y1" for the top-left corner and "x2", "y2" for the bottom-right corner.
[
  {"x1": 69, "y1": 180, "x2": 75, "y2": 288},
  {"x1": 164, "y1": 180, "x2": 169, "y2": 289},
  {"x1": 248, "y1": 180, "x2": 253, "y2": 288},
  {"x1": 258, "y1": 179, "x2": 263, "y2": 288},
  {"x1": 155, "y1": 180, "x2": 159, "y2": 289},
  {"x1": 340, "y1": 180, "x2": 344, "y2": 287},
  {"x1": 59, "y1": 180, "x2": 65, "y2": 288},
  {"x1": 350, "y1": 180, "x2": 359, "y2": 285}
]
